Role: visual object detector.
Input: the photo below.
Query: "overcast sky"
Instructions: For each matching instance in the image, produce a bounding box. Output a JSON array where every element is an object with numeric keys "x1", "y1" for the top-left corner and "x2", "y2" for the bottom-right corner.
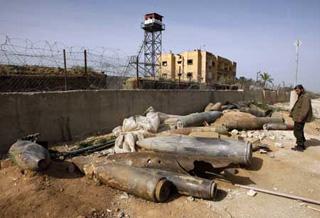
[{"x1": 0, "y1": 0, "x2": 319, "y2": 92}]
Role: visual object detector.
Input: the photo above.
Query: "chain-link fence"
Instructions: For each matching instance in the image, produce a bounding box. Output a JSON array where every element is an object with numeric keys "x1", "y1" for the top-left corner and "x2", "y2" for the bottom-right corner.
[{"x1": 0, "y1": 35, "x2": 135, "y2": 92}]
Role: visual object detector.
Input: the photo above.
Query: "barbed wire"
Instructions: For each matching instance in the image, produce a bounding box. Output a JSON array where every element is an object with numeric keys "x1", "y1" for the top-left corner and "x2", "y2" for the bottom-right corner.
[{"x1": 0, "y1": 35, "x2": 135, "y2": 76}]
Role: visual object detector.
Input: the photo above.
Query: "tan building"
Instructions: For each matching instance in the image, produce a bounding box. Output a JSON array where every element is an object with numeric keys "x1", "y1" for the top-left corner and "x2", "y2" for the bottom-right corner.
[{"x1": 160, "y1": 50, "x2": 236, "y2": 84}]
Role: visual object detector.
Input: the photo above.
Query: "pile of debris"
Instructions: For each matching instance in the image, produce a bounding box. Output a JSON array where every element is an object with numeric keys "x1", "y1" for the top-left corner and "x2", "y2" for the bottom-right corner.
[{"x1": 7, "y1": 100, "x2": 296, "y2": 203}]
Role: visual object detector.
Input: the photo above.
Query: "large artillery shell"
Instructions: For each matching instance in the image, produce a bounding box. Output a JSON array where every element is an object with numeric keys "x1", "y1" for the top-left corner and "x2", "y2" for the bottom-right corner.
[
  {"x1": 218, "y1": 111, "x2": 283, "y2": 130},
  {"x1": 148, "y1": 168, "x2": 217, "y2": 199},
  {"x1": 106, "y1": 151, "x2": 234, "y2": 175},
  {"x1": 9, "y1": 140, "x2": 51, "y2": 171},
  {"x1": 176, "y1": 111, "x2": 222, "y2": 128},
  {"x1": 72, "y1": 155, "x2": 217, "y2": 200},
  {"x1": 263, "y1": 123, "x2": 293, "y2": 130},
  {"x1": 95, "y1": 163, "x2": 172, "y2": 202},
  {"x1": 137, "y1": 135, "x2": 252, "y2": 166}
]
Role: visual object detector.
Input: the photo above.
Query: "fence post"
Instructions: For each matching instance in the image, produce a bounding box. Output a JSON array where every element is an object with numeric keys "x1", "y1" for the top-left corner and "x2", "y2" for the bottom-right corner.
[
  {"x1": 63, "y1": 49, "x2": 67, "y2": 91},
  {"x1": 136, "y1": 56, "x2": 139, "y2": 89},
  {"x1": 84, "y1": 49, "x2": 87, "y2": 76}
]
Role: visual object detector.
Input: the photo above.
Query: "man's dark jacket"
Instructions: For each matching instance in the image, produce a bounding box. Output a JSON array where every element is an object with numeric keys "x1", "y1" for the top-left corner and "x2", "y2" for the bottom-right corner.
[{"x1": 290, "y1": 93, "x2": 313, "y2": 122}]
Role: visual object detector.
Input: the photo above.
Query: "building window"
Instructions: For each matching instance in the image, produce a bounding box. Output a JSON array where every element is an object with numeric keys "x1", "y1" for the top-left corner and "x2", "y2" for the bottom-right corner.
[
  {"x1": 177, "y1": 60, "x2": 182, "y2": 64},
  {"x1": 187, "y1": 72, "x2": 193, "y2": 79},
  {"x1": 162, "y1": 61, "x2": 167, "y2": 66},
  {"x1": 162, "y1": 73, "x2": 167, "y2": 78},
  {"x1": 212, "y1": 61, "x2": 215, "y2": 67},
  {"x1": 187, "y1": 59, "x2": 193, "y2": 65}
]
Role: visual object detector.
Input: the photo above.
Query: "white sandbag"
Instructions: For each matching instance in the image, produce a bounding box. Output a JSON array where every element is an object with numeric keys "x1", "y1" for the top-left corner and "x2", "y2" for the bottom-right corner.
[
  {"x1": 146, "y1": 112, "x2": 160, "y2": 133},
  {"x1": 112, "y1": 126, "x2": 123, "y2": 137},
  {"x1": 122, "y1": 117, "x2": 138, "y2": 132}
]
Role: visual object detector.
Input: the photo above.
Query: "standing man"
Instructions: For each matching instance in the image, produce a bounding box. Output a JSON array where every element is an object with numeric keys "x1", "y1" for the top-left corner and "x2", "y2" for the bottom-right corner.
[{"x1": 290, "y1": 84, "x2": 313, "y2": 151}]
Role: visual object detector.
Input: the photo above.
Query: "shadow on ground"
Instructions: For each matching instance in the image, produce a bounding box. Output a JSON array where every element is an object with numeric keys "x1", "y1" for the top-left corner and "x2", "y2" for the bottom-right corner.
[
  {"x1": 306, "y1": 138, "x2": 320, "y2": 147},
  {"x1": 214, "y1": 189, "x2": 228, "y2": 201},
  {"x1": 245, "y1": 157, "x2": 263, "y2": 171},
  {"x1": 41, "y1": 161, "x2": 83, "y2": 179}
]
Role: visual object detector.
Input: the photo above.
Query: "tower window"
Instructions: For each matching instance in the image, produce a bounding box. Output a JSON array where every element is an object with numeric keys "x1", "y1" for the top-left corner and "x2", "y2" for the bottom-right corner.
[
  {"x1": 162, "y1": 61, "x2": 167, "y2": 66},
  {"x1": 187, "y1": 59, "x2": 193, "y2": 65}
]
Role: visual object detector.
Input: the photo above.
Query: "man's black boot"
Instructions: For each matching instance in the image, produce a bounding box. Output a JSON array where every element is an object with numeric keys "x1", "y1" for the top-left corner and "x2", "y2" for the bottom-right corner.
[{"x1": 291, "y1": 145, "x2": 305, "y2": 152}]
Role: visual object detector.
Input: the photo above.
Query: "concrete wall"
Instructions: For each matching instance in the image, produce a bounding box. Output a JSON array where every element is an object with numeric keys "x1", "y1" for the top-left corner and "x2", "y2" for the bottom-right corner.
[{"x1": 0, "y1": 89, "x2": 289, "y2": 153}]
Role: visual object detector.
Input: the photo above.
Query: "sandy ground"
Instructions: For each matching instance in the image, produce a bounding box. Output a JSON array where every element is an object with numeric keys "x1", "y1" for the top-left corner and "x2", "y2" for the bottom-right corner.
[{"x1": 1, "y1": 111, "x2": 320, "y2": 218}]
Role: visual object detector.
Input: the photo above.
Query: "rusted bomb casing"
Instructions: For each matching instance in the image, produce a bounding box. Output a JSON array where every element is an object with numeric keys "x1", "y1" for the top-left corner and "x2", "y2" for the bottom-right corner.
[
  {"x1": 239, "y1": 107, "x2": 266, "y2": 117},
  {"x1": 137, "y1": 135, "x2": 252, "y2": 166},
  {"x1": 9, "y1": 140, "x2": 51, "y2": 171},
  {"x1": 263, "y1": 123, "x2": 294, "y2": 130},
  {"x1": 106, "y1": 151, "x2": 234, "y2": 175},
  {"x1": 225, "y1": 116, "x2": 283, "y2": 130},
  {"x1": 160, "y1": 126, "x2": 230, "y2": 136},
  {"x1": 204, "y1": 102, "x2": 222, "y2": 112},
  {"x1": 256, "y1": 117, "x2": 283, "y2": 125},
  {"x1": 94, "y1": 163, "x2": 172, "y2": 202},
  {"x1": 148, "y1": 168, "x2": 217, "y2": 199},
  {"x1": 176, "y1": 111, "x2": 222, "y2": 128}
]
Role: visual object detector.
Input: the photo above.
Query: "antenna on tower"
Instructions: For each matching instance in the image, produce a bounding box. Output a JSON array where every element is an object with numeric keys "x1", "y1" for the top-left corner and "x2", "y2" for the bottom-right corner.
[{"x1": 294, "y1": 39, "x2": 302, "y2": 86}]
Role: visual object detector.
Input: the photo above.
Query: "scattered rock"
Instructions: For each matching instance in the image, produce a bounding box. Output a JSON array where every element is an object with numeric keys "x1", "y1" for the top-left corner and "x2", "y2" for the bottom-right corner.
[
  {"x1": 187, "y1": 196, "x2": 195, "y2": 202},
  {"x1": 120, "y1": 192, "x2": 129, "y2": 200},
  {"x1": 268, "y1": 153, "x2": 275, "y2": 158},
  {"x1": 258, "y1": 133, "x2": 266, "y2": 140},
  {"x1": 275, "y1": 142, "x2": 284, "y2": 148},
  {"x1": 231, "y1": 129, "x2": 239, "y2": 135},
  {"x1": 240, "y1": 131, "x2": 247, "y2": 138},
  {"x1": 0, "y1": 159, "x2": 13, "y2": 169},
  {"x1": 93, "y1": 177, "x2": 102, "y2": 186},
  {"x1": 247, "y1": 132, "x2": 254, "y2": 138},
  {"x1": 269, "y1": 135, "x2": 276, "y2": 140},
  {"x1": 118, "y1": 211, "x2": 125, "y2": 218},
  {"x1": 247, "y1": 189, "x2": 257, "y2": 197},
  {"x1": 259, "y1": 149, "x2": 268, "y2": 154},
  {"x1": 224, "y1": 168, "x2": 238, "y2": 175}
]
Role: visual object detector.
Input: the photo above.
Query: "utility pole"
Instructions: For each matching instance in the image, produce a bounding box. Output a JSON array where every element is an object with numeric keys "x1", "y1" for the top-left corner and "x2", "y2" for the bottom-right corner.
[{"x1": 294, "y1": 40, "x2": 302, "y2": 86}]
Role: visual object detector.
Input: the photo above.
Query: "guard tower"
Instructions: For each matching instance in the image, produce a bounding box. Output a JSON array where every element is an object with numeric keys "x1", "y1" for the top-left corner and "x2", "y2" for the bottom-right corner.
[{"x1": 142, "y1": 13, "x2": 165, "y2": 77}]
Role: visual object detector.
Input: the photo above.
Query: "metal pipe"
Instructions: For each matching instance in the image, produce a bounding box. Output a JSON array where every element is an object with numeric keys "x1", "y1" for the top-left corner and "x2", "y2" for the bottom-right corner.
[
  {"x1": 235, "y1": 184, "x2": 320, "y2": 206},
  {"x1": 137, "y1": 135, "x2": 252, "y2": 166},
  {"x1": 51, "y1": 139, "x2": 115, "y2": 160}
]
